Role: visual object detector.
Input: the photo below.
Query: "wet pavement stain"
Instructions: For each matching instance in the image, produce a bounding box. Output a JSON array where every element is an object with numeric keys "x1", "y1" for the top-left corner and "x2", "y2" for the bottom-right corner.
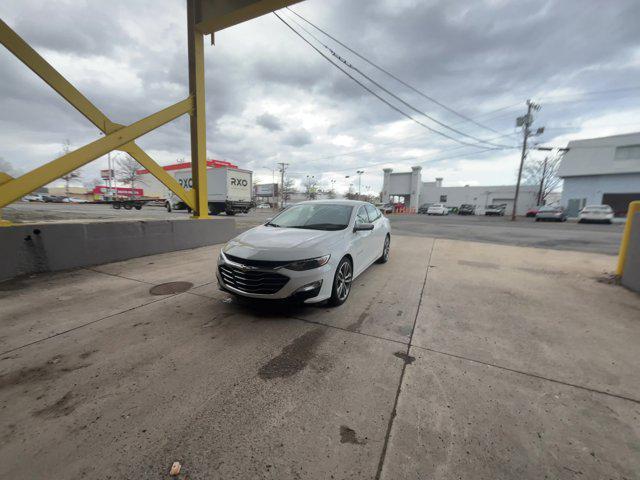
[
  {"x1": 347, "y1": 311, "x2": 368, "y2": 332},
  {"x1": 339, "y1": 426, "x2": 367, "y2": 445},
  {"x1": 33, "y1": 391, "x2": 80, "y2": 418},
  {"x1": 0, "y1": 356, "x2": 90, "y2": 390},
  {"x1": 393, "y1": 351, "x2": 415, "y2": 364},
  {"x1": 258, "y1": 328, "x2": 325, "y2": 379},
  {"x1": 458, "y1": 260, "x2": 500, "y2": 270}
]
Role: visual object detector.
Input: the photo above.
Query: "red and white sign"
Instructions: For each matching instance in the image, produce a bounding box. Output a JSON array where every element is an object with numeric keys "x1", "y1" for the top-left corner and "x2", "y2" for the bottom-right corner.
[
  {"x1": 93, "y1": 186, "x2": 143, "y2": 197},
  {"x1": 100, "y1": 169, "x2": 114, "y2": 180}
]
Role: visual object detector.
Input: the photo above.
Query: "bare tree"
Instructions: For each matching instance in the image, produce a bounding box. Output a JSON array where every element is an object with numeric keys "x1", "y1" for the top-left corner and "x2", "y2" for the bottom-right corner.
[
  {"x1": 303, "y1": 176, "x2": 318, "y2": 199},
  {"x1": 83, "y1": 177, "x2": 102, "y2": 191},
  {"x1": 282, "y1": 178, "x2": 296, "y2": 202},
  {"x1": 116, "y1": 155, "x2": 143, "y2": 197},
  {"x1": 59, "y1": 140, "x2": 82, "y2": 196},
  {"x1": 523, "y1": 153, "x2": 563, "y2": 205}
]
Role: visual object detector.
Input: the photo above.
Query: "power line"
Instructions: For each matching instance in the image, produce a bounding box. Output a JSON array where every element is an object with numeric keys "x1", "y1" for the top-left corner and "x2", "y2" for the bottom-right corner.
[
  {"x1": 281, "y1": 11, "x2": 515, "y2": 149},
  {"x1": 274, "y1": 12, "x2": 517, "y2": 151},
  {"x1": 286, "y1": 7, "x2": 504, "y2": 136}
]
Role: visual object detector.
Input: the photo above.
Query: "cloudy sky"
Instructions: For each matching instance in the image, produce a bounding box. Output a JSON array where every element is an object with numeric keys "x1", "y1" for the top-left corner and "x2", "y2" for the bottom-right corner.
[{"x1": 1, "y1": 0, "x2": 640, "y2": 195}]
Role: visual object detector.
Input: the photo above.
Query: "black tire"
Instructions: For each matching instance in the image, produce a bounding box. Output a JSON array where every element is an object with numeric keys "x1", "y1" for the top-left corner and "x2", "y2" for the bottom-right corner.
[
  {"x1": 134, "y1": 205, "x2": 142, "y2": 210},
  {"x1": 328, "y1": 257, "x2": 353, "y2": 307},
  {"x1": 226, "y1": 210, "x2": 236, "y2": 216},
  {"x1": 535, "y1": 218, "x2": 540, "y2": 222},
  {"x1": 123, "y1": 203, "x2": 133, "y2": 210},
  {"x1": 377, "y1": 235, "x2": 390, "y2": 264},
  {"x1": 112, "y1": 203, "x2": 121, "y2": 210}
]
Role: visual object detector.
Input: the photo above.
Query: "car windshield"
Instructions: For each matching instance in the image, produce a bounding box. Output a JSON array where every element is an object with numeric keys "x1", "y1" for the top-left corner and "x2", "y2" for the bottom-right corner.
[{"x1": 266, "y1": 203, "x2": 353, "y2": 230}]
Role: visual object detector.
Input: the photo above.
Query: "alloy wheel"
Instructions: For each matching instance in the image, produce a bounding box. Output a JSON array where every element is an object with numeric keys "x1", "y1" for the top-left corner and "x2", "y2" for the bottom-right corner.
[{"x1": 336, "y1": 260, "x2": 353, "y2": 301}]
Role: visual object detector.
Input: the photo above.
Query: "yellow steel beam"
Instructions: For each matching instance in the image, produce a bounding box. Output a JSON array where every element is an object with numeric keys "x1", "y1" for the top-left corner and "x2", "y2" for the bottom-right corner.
[
  {"x1": 0, "y1": 98, "x2": 193, "y2": 208},
  {"x1": 616, "y1": 200, "x2": 640, "y2": 277},
  {"x1": 0, "y1": 18, "x2": 195, "y2": 209},
  {"x1": 195, "y1": 0, "x2": 303, "y2": 34},
  {"x1": 188, "y1": 0, "x2": 210, "y2": 218}
]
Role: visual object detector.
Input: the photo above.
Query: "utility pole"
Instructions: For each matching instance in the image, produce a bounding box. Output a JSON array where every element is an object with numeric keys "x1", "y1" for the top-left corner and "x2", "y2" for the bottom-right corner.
[
  {"x1": 536, "y1": 156, "x2": 548, "y2": 206},
  {"x1": 277, "y1": 162, "x2": 288, "y2": 208},
  {"x1": 512, "y1": 99, "x2": 543, "y2": 221}
]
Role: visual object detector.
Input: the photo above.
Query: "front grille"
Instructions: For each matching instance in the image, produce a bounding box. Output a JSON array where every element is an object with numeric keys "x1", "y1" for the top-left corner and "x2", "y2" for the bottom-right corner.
[
  {"x1": 219, "y1": 264, "x2": 289, "y2": 294},
  {"x1": 224, "y1": 253, "x2": 291, "y2": 269}
]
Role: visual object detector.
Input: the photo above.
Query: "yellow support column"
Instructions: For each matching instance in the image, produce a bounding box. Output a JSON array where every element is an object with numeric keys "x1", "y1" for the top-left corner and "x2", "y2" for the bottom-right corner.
[
  {"x1": 616, "y1": 201, "x2": 640, "y2": 277},
  {"x1": 187, "y1": 0, "x2": 210, "y2": 218},
  {"x1": 0, "y1": 172, "x2": 13, "y2": 226}
]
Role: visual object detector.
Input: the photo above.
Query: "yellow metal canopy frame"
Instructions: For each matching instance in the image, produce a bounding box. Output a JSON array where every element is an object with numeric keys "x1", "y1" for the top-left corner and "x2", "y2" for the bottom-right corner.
[{"x1": 0, "y1": 0, "x2": 301, "y2": 225}]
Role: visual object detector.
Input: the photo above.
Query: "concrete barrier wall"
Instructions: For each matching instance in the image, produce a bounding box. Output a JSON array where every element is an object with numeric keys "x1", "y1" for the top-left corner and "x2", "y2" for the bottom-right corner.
[
  {"x1": 621, "y1": 211, "x2": 640, "y2": 293},
  {"x1": 0, "y1": 219, "x2": 236, "y2": 282}
]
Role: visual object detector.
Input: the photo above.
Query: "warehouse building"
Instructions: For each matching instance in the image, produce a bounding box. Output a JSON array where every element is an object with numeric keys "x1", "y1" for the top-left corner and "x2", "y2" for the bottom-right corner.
[
  {"x1": 381, "y1": 166, "x2": 539, "y2": 216},
  {"x1": 558, "y1": 132, "x2": 640, "y2": 216}
]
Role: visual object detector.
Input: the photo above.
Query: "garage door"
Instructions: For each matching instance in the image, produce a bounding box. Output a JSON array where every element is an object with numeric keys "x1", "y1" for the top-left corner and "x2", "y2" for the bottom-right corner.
[{"x1": 602, "y1": 193, "x2": 640, "y2": 216}]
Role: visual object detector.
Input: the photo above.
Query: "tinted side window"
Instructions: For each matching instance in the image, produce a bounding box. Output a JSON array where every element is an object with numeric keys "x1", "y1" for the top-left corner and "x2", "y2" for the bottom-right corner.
[
  {"x1": 356, "y1": 206, "x2": 369, "y2": 224},
  {"x1": 365, "y1": 204, "x2": 380, "y2": 222}
]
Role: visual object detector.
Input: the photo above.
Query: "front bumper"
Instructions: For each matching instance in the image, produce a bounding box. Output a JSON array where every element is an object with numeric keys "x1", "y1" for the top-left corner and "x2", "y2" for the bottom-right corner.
[{"x1": 216, "y1": 253, "x2": 335, "y2": 303}]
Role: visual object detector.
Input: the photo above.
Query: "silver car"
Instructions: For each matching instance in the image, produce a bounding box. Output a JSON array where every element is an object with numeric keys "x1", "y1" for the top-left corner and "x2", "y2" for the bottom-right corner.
[{"x1": 535, "y1": 205, "x2": 567, "y2": 222}]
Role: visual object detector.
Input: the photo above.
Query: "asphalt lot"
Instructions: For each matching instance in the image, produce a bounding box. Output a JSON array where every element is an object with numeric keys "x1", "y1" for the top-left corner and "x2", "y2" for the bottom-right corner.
[
  {"x1": 4, "y1": 202, "x2": 625, "y2": 255},
  {"x1": 1, "y1": 236, "x2": 638, "y2": 479},
  {"x1": 389, "y1": 213, "x2": 624, "y2": 255}
]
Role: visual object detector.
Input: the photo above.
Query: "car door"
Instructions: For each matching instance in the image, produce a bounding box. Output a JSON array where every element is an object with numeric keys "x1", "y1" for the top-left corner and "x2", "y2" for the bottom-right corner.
[
  {"x1": 353, "y1": 205, "x2": 374, "y2": 275},
  {"x1": 365, "y1": 203, "x2": 385, "y2": 261}
]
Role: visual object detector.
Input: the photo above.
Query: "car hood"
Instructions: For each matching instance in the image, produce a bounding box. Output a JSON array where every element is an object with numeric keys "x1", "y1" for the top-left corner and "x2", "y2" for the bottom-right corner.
[{"x1": 223, "y1": 225, "x2": 345, "y2": 261}]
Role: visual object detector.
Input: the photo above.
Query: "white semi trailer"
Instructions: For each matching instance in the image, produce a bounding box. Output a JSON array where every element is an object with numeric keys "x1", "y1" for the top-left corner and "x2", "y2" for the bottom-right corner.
[{"x1": 167, "y1": 167, "x2": 253, "y2": 215}]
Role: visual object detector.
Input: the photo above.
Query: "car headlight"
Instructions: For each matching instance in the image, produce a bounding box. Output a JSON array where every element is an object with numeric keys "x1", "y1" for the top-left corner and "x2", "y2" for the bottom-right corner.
[{"x1": 285, "y1": 255, "x2": 331, "y2": 271}]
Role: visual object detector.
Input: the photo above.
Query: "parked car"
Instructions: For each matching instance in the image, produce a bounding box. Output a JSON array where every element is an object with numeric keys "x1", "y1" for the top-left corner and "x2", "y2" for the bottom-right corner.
[
  {"x1": 535, "y1": 205, "x2": 567, "y2": 222},
  {"x1": 458, "y1": 204, "x2": 475, "y2": 215},
  {"x1": 43, "y1": 195, "x2": 66, "y2": 203},
  {"x1": 417, "y1": 203, "x2": 433, "y2": 214},
  {"x1": 256, "y1": 203, "x2": 271, "y2": 209},
  {"x1": 578, "y1": 205, "x2": 614, "y2": 224},
  {"x1": 484, "y1": 204, "x2": 506, "y2": 216},
  {"x1": 22, "y1": 194, "x2": 44, "y2": 202},
  {"x1": 62, "y1": 197, "x2": 88, "y2": 203},
  {"x1": 378, "y1": 203, "x2": 394, "y2": 214},
  {"x1": 446, "y1": 206, "x2": 459, "y2": 214},
  {"x1": 526, "y1": 206, "x2": 541, "y2": 217},
  {"x1": 426, "y1": 203, "x2": 448, "y2": 215},
  {"x1": 217, "y1": 200, "x2": 391, "y2": 306}
]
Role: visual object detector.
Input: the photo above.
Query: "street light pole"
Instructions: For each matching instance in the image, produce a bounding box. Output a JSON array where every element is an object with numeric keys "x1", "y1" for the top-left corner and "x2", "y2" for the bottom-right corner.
[{"x1": 356, "y1": 170, "x2": 364, "y2": 197}]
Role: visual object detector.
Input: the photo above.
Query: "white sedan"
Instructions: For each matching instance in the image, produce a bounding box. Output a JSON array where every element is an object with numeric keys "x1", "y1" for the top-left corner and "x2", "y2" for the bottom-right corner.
[
  {"x1": 578, "y1": 204, "x2": 614, "y2": 224},
  {"x1": 217, "y1": 200, "x2": 391, "y2": 306},
  {"x1": 427, "y1": 203, "x2": 448, "y2": 215}
]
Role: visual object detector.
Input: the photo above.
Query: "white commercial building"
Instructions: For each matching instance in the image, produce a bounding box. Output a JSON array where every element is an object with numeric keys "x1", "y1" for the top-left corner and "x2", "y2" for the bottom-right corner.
[
  {"x1": 558, "y1": 132, "x2": 640, "y2": 216},
  {"x1": 381, "y1": 166, "x2": 538, "y2": 216}
]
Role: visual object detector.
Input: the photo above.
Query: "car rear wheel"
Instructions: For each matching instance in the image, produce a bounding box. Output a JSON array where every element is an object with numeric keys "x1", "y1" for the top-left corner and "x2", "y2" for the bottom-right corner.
[
  {"x1": 329, "y1": 257, "x2": 353, "y2": 307},
  {"x1": 377, "y1": 235, "x2": 390, "y2": 264}
]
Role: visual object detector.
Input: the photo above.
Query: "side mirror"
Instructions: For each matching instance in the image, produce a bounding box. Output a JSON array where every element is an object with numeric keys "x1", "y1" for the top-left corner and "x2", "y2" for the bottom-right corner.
[{"x1": 354, "y1": 223, "x2": 374, "y2": 232}]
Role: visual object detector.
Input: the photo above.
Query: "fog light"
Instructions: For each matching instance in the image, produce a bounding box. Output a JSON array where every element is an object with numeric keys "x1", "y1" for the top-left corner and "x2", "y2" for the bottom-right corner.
[{"x1": 295, "y1": 280, "x2": 323, "y2": 293}]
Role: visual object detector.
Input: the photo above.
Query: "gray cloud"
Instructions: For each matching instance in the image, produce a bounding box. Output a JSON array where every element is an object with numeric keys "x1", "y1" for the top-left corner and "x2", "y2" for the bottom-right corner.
[
  {"x1": 256, "y1": 113, "x2": 283, "y2": 131},
  {"x1": 282, "y1": 128, "x2": 313, "y2": 147}
]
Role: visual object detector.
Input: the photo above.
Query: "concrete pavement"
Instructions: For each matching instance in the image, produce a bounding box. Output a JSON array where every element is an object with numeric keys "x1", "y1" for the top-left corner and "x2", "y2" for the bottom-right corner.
[{"x1": 1, "y1": 236, "x2": 638, "y2": 479}]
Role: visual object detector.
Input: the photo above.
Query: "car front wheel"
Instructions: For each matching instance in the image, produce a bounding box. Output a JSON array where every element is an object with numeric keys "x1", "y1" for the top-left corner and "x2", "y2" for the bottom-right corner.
[{"x1": 329, "y1": 257, "x2": 353, "y2": 307}]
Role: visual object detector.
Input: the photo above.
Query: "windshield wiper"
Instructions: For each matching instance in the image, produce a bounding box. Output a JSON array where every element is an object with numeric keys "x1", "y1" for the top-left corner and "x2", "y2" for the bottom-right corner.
[
  {"x1": 290, "y1": 223, "x2": 346, "y2": 231},
  {"x1": 265, "y1": 222, "x2": 280, "y2": 227}
]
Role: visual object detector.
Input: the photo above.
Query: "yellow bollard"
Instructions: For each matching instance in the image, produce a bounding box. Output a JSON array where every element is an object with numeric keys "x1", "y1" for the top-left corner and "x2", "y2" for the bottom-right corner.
[{"x1": 616, "y1": 201, "x2": 640, "y2": 277}]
